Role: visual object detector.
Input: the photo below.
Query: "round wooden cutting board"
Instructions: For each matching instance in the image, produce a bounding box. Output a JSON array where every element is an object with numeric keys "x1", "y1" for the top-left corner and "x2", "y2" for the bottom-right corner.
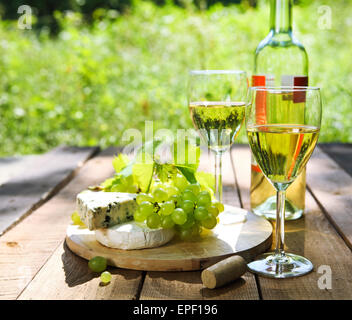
[{"x1": 66, "y1": 205, "x2": 272, "y2": 271}]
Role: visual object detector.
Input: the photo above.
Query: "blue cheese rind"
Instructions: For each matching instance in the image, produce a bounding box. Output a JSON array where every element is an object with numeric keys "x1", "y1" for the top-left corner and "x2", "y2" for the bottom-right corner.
[{"x1": 76, "y1": 190, "x2": 137, "y2": 230}]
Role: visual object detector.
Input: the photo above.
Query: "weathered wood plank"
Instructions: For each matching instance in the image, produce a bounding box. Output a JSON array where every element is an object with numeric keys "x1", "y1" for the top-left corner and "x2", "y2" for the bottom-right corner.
[
  {"x1": 139, "y1": 150, "x2": 260, "y2": 300},
  {"x1": 0, "y1": 146, "x2": 99, "y2": 235},
  {"x1": 0, "y1": 155, "x2": 39, "y2": 186},
  {"x1": 233, "y1": 145, "x2": 352, "y2": 300},
  {"x1": 21, "y1": 148, "x2": 259, "y2": 300},
  {"x1": 307, "y1": 147, "x2": 352, "y2": 250},
  {"x1": 18, "y1": 241, "x2": 143, "y2": 300},
  {"x1": 0, "y1": 147, "x2": 136, "y2": 300},
  {"x1": 20, "y1": 144, "x2": 352, "y2": 300},
  {"x1": 258, "y1": 192, "x2": 352, "y2": 300},
  {"x1": 139, "y1": 271, "x2": 258, "y2": 300},
  {"x1": 320, "y1": 143, "x2": 352, "y2": 177}
]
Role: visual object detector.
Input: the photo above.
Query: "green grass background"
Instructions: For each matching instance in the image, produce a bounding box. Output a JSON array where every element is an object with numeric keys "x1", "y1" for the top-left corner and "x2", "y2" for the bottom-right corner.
[{"x1": 0, "y1": 0, "x2": 350, "y2": 156}]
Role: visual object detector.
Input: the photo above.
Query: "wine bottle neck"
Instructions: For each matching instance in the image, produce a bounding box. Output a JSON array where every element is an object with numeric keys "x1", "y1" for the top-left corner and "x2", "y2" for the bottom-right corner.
[{"x1": 270, "y1": 0, "x2": 292, "y2": 34}]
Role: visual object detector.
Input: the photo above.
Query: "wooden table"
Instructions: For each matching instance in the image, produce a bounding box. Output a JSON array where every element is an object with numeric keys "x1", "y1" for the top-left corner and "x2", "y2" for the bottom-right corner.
[{"x1": 0, "y1": 144, "x2": 351, "y2": 300}]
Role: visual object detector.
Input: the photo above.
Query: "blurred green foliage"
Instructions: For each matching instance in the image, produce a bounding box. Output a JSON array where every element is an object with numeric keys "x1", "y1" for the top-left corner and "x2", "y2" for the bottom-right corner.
[
  {"x1": 0, "y1": 0, "x2": 134, "y2": 33},
  {"x1": 0, "y1": 0, "x2": 350, "y2": 156}
]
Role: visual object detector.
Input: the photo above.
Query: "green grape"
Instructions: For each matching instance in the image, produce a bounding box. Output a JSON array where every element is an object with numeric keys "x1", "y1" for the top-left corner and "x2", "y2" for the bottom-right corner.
[
  {"x1": 152, "y1": 188, "x2": 168, "y2": 203},
  {"x1": 179, "y1": 228, "x2": 193, "y2": 240},
  {"x1": 208, "y1": 205, "x2": 219, "y2": 217},
  {"x1": 127, "y1": 185, "x2": 139, "y2": 193},
  {"x1": 180, "y1": 213, "x2": 195, "y2": 229},
  {"x1": 161, "y1": 215, "x2": 175, "y2": 229},
  {"x1": 181, "y1": 200, "x2": 194, "y2": 214},
  {"x1": 88, "y1": 256, "x2": 107, "y2": 273},
  {"x1": 139, "y1": 201, "x2": 154, "y2": 216},
  {"x1": 174, "y1": 174, "x2": 189, "y2": 192},
  {"x1": 159, "y1": 201, "x2": 175, "y2": 216},
  {"x1": 194, "y1": 206, "x2": 209, "y2": 221},
  {"x1": 165, "y1": 185, "x2": 179, "y2": 197},
  {"x1": 134, "y1": 210, "x2": 147, "y2": 222},
  {"x1": 182, "y1": 190, "x2": 197, "y2": 204},
  {"x1": 184, "y1": 183, "x2": 201, "y2": 196},
  {"x1": 197, "y1": 191, "x2": 211, "y2": 208},
  {"x1": 171, "y1": 208, "x2": 187, "y2": 225},
  {"x1": 213, "y1": 200, "x2": 225, "y2": 213},
  {"x1": 191, "y1": 223, "x2": 201, "y2": 236},
  {"x1": 136, "y1": 193, "x2": 154, "y2": 205},
  {"x1": 100, "y1": 271, "x2": 112, "y2": 284},
  {"x1": 169, "y1": 194, "x2": 182, "y2": 206},
  {"x1": 147, "y1": 214, "x2": 161, "y2": 229},
  {"x1": 201, "y1": 214, "x2": 217, "y2": 229},
  {"x1": 150, "y1": 181, "x2": 163, "y2": 192},
  {"x1": 71, "y1": 211, "x2": 83, "y2": 225}
]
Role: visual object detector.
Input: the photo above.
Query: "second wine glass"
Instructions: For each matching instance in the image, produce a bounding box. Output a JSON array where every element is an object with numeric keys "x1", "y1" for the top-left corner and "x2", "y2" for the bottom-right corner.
[
  {"x1": 188, "y1": 70, "x2": 248, "y2": 202},
  {"x1": 246, "y1": 86, "x2": 322, "y2": 278}
]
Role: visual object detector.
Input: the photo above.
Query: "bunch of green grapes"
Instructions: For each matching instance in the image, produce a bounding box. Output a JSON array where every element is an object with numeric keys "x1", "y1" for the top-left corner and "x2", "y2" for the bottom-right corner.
[{"x1": 134, "y1": 174, "x2": 224, "y2": 240}]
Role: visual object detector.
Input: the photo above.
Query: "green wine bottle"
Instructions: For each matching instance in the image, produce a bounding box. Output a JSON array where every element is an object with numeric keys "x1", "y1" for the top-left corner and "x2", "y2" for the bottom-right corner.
[{"x1": 251, "y1": 0, "x2": 309, "y2": 220}]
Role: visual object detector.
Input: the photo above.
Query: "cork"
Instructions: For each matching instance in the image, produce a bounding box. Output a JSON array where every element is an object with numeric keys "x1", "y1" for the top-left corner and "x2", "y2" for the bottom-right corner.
[{"x1": 201, "y1": 255, "x2": 247, "y2": 289}]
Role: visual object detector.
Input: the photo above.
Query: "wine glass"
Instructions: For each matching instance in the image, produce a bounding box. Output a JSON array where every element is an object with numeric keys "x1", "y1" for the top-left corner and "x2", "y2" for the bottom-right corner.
[
  {"x1": 188, "y1": 70, "x2": 248, "y2": 203},
  {"x1": 246, "y1": 86, "x2": 322, "y2": 278}
]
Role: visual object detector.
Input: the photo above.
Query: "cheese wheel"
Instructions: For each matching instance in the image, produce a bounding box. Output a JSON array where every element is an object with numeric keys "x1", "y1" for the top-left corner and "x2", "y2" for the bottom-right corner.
[{"x1": 95, "y1": 221, "x2": 175, "y2": 250}]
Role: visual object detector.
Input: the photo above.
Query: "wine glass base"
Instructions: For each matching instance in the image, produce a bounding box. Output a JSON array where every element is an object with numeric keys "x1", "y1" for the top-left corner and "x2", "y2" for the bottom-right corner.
[
  {"x1": 247, "y1": 252, "x2": 313, "y2": 278},
  {"x1": 252, "y1": 196, "x2": 303, "y2": 220}
]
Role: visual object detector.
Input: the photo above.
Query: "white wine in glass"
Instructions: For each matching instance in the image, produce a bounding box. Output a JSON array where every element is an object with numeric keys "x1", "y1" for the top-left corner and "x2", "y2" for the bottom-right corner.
[
  {"x1": 247, "y1": 125, "x2": 319, "y2": 186},
  {"x1": 188, "y1": 70, "x2": 248, "y2": 202},
  {"x1": 246, "y1": 86, "x2": 321, "y2": 278},
  {"x1": 189, "y1": 101, "x2": 246, "y2": 153}
]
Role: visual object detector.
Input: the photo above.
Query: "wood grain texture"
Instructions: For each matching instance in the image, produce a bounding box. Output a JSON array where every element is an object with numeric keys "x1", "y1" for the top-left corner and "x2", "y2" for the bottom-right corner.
[
  {"x1": 65, "y1": 206, "x2": 272, "y2": 271},
  {"x1": 18, "y1": 241, "x2": 143, "y2": 300},
  {"x1": 0, "y1": 146, "x2": 99, "y2": 235},
  {"x1": 320, "y1": 143, "x2": 352, "y2": 177},
  {"x1": 307, "y1": 147, "x2": 352, "y2": 250},
  {"x1": 19, "y1": 147, "x2": 262, "y2": 300},
  {"x1": 0, "y1": 148, "x2": 121, "y2": 300},
  {"x1": 15, "y1": 144, "x2": 352, "y2": 300},
  {"x1": 257, "y1": 192, "x2": 352, "y2": 300},
  {"x1": 0, "y1": 155, "x2": 39, "y2": 186},
  {"x1": 140, "y1": 271, "x2": 259, "y2": 300},
  {"x1": 233, "y1": 145, "x2": 352, "y2": 300}
]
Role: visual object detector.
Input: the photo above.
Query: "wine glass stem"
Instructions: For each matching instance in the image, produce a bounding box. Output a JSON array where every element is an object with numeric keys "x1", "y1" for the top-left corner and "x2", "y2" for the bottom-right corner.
[
  {"x1": 214, "y1": 152, "x2": 223, "y2": 203},
  {"x1": 275, "y1": 189, "x2": 286, "y2": 259}
]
